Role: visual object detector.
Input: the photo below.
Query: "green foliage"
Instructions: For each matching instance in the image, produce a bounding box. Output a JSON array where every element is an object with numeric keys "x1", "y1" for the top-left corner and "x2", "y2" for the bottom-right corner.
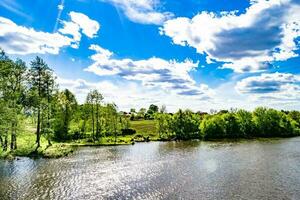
[
  {"x1": 155, "y1": 107, "x2": 300, "y2": 140},
  {"x1": 1, "y1": 50, "x2": 300, "y2": 159},
  {"x1": 28, "y1": 56, "x2": 56, "y2": 148},
  {"x1": 252, "y1": 107, "x2": 296, "y2": 137},
  {"x1": 155, "y1": 109, "x2": 201, "y2": 140},
  {"x1": 235, "y1": 109, "x2": 255, "y2": 137},
  {"x1": 154, "y1": 113, "x2": 172, "y2": 139},
  {"x1": 0, "y1": 50, "x2": 27, "y2": 150},
  {"x1": 145, "y1": 104, "x2": 159, "y2": 119},
  {"x1": 200, "y1": 115, "x2": 226, "y2": 139},
  {"x1": 53, "y1": 89, "x2": 77, "y2": 140}
]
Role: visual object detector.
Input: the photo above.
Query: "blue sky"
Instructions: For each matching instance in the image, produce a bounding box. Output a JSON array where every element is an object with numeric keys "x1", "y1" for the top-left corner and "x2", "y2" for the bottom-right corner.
[{"x1": 0, "y1": 0, "x2": 300, "y2": 112}]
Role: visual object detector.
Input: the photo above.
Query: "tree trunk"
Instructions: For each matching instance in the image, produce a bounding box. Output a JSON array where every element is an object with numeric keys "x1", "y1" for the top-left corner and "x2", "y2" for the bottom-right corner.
[
  {"x1": 114, "y1": 116, "x2": 117, "y2": 144},
  {"x1": 92, "y1": 104, "x2": 95, "y2": 141},
  {"x1": 47, "y1": 85, "x2": 51, "y2": 144},
  {"x1": 64, "y1": 105, "x2": 69, "y2": 139},
  {"x1": 10, "y1": 122, "x2": 17, "y2": 150},
  {"x1": 96, "y1": 104, "x2": 99, "y2": 139},
  {"x1": 0, "y1": 135, "x2": 3, "y2": 149},
  {"x1": 3, "y1": 134, "x2": 8, "y2": 151},
  {"x1": 36, "y1": 70, "x2": 41, "y2": 149},
  {"x1": 48, "y1": 139, "x2": 52, "y2": 146},
  {"x1": 36, "y1": 106, "x2": 41, "y2": 149}
]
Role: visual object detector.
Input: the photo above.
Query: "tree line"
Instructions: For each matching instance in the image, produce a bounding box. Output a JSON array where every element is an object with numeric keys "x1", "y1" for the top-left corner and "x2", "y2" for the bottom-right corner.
[
  {"x1": 1, "y1": 49, "x2": 300, "y2": 154},
  {"x1": 154, "y1": 108, "x2": 300, "y2": 140},
  {"x1": 0, "y1": 50, "x2": 130, "y2": 152}
]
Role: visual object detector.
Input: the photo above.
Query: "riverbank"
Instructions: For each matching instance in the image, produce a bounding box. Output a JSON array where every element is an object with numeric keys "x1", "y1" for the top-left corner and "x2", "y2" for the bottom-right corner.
[
  {"x1": 1, "y1": 119, "x2": 299, "y2": 159},
  {"x1": 0, "y1": 136, "x2": 151, "y2": 159},
  {"x1": 2, "y1": 134, "x2": 298, "y2": 159},
  {"x1": 0, "y1": 122, "x2": 159, "y2": 159},
  {"x1": 0, "y1": 120, "x2": 156, "y2": 159}
]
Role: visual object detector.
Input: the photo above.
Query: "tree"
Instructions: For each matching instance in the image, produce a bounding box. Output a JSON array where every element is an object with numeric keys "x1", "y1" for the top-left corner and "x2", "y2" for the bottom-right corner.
[
  {"x1": 0, "y1": 50, "x2": 26, "y2": 150},
  {"x1": 129, "y1": 108, "x2": 136, "y2": 120},
  {"x1": 235, "y1": 109, "x2": 255, "y2": 137},
  {"x1": 137, "y1": 108, "x2": 146, "y2": 119},
  {"x1": 252, "y1": 107, "x2": 297, "y2": 137},
  {"x1": 106, "y1": 103, "x2": 120, "y2": 144},
  {"x1": 94, "y1": 91, "x2": 103, "y2": 139},
  {"x1": 130, "y1": 108, "x2": 136, "y2": 113},
  {"x1": 154, "y1": 113, "x2": 171, "y2": 139},
  {"x1": 146, "y1": 104, "x2": 159, "y2": 119},
  {"x1": 54, "y1": 89, "x2": 77, "y2": 140},
  {"x1": 28, "y1": 56, "x2": 53, "y2": 148},
  {"x1": 86, "y1": 90, "x2": 103, "y2": 141},
  {"x1": 222, "y1": 112, "x2": 241, "y2": 138},
  {"x1": 200, "y1": 115, "x2": 226, "y2": 139},
  {"x1": 159, "y1": 105, "x2": 167, "y2": 114}
]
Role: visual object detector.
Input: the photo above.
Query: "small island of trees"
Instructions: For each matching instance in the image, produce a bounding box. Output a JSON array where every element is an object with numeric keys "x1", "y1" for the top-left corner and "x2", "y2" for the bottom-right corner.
[{"x1": 1, "y1": 49, "x2": 300, "y2": 159}]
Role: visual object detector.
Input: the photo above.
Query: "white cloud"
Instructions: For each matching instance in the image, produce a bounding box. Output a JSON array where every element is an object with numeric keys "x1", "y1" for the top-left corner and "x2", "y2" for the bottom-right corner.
[
  {"x1": 69, "y1": 11, "x2": 100, "y2": 38},
  {"x1": 57, "y1": 72, "x2": 300, "y2": 112},
  {"x1": 85, "y1": 44, "x2": 214, "y2": 99},
  {"x1": 102, "y1": 0, "x2": 173, "y2": 25},
  {"x1": 57, "y1": 77, "x2": 215, "y2": 112},
  {"x1": 161, "y1": 0, "x2": 300, "y2": 72},
  {"x1": 58, "y1": 11, "x2": 100, "y2": 48},
  {"x1": 0, "y1": 12, "x2": 100, "y2": 55},
  {"x1": 0, "y1": 17, "x2": 73, "y2": 55},
  {"x1": 58, "y1": 21, "x2": 81, "y2": 48},
  {"x1": 235, "y1": 72, "x2": 300, "y2": 102}
]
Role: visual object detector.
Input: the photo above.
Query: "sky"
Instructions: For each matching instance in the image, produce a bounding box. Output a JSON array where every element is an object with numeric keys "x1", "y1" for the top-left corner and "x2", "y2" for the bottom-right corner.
[{"x1": 0, "y1": 0, "x2": 300, "y2": 112}]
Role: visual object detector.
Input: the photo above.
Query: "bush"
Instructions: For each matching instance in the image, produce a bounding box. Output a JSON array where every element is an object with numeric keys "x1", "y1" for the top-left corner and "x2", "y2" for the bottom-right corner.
[
  {"x1": 121, "y1": 128, "x2": 136, "y2": 135},
  {"x1": 200, "y1": 115, "x2": 226, "y2": 139}
]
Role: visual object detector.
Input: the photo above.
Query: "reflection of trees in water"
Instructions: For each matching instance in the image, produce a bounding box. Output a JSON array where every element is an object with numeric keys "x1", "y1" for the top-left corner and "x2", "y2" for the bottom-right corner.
[{"x1": 158, "y1": 140, "x2": 202, "y2": 154}]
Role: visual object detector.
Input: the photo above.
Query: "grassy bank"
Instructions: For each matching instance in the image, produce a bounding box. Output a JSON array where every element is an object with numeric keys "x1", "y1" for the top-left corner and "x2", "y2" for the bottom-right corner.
[
  {"x1": 2, "y1": 119, "x2": 299, "y2": 160},
  {"x1": 130, "y1": 120, "x2": 159, "y2": 140},
  {"x1": 0, "y1": 131, "x2": 75, "y2": 159},
  {"x1": 0, "y1": 120, "x2": 158, "y2": 159}
]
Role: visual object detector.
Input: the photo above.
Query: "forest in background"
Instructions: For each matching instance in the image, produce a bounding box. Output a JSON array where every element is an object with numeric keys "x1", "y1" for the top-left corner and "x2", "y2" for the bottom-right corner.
[{"x1": 1, "y1": 49, "x2": 300, "y2": 158}]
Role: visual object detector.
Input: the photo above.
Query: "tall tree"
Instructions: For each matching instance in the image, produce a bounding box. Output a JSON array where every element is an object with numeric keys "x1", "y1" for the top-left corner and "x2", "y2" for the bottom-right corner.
[
  {"x1": 54, "y1": 89, "x2": 77, "y2": 140},
  {"x1": 86, "y1": 91, "x2": 95, "y2": 140},
  {"x1": 86, "y1": 90, "x2": 103, "y2": 141},
  {"x1": 107, "y1": 103, "x2": 119, "y2": 144},
  {"x1": 28, "y1": 56, "x2": 52, "y2": 148},
  {"x1": 0, "y1": 50, "x2": 26, "y2": 150},
  {"x1": 43, "y1": 70, "x2": 56, "y2": 145}
]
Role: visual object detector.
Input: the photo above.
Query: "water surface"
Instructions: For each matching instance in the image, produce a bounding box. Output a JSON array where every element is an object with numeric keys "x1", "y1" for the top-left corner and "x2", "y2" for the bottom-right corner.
[{"x1": 1, "y1": 138, "x2": 300, "y2": 199}]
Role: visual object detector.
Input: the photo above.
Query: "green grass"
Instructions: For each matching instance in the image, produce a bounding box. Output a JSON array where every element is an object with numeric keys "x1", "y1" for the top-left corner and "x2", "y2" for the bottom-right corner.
[
  {"x1": 0, "y1": 120, "x2": 159, "y2": 159},
  {"x1": 130, "y1": 120, "x2": 158, "y2": 135},
  {"x1": 0, "y1": 119, "x2": 74, "y2": 159},
  {"x1": 0, "y1": 130, "x2": 75, "y2": 159}
]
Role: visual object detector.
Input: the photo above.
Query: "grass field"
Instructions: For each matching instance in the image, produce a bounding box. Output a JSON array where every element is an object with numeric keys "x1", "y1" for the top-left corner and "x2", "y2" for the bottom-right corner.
[
  {"x1": 130, "y1": 120, "x2": 159, "y2": 139},
  {"x1": 130, "y1": 120, "x2": 157, "y2": 135}
]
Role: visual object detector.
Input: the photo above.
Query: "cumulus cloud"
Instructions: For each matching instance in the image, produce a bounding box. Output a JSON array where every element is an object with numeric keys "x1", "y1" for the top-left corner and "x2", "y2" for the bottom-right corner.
[
  {"x1": 57, "y1": 77, "x2": 215, "y2": 111},
  {"x1": 235, "y1": 72, "x2": 300, "y2": 101},
  {"x1": 58, "y1": 11, "x2": 100, "y2": 48},
  {"x1": 161, "y1": 0, "x2": 300, "y2": 72},
  {"x1": 102, "y1": 0, "x2": 173, "y2": 25},
  {"x1": 0, "y1": 17, "x2": 73, "y2": 55},
  {"x1": 68, "y1": 11, "x2": 100, "y2": 38},
  {"x1": 0, "y1": 12, "x2": 100, "y2": 54},
  {"x1": 84, "y1": 44, "x2": 214, "y2": 99}
]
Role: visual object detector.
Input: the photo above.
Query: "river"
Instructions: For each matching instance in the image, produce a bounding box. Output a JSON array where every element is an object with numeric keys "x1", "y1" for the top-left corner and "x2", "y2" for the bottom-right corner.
[{"x1": 1, "y1": 137, "x2": 300, "y2": 200}]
